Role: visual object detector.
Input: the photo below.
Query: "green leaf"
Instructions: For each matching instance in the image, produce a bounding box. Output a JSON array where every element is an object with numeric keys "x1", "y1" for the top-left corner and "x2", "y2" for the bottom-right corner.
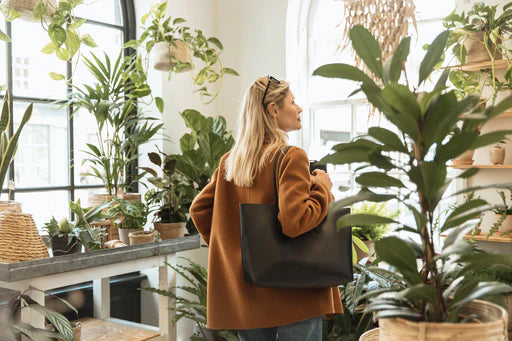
[
  {"x1": 451, "y1": 282, "x2": 512, "y2": 310},
  {"x1": 320, "y1": 149, "x2": 371, "y2": 165},
  {"x1": 221, "y1": 67, "x2": 239, "y2": 76},
  {"x1": 81, "y1": 33, "x2": 97, "y2": 47},
  {"x1": 56, "y1": 48, "x2": 71, "y2": 61},
  {"x1": 207, "y1": 37, "x2": 224, "y2": 50},
  {"x1": 436, "y1": 131, "x2": 479, "y2": 162},
  {"x1": 48, "y1": 25, "x2": 67, "y2": 45},
  {"x1": 381, "y1": 83, "x2": 421, "y2": 119},
  {"x1": 49, "y1": 72, "x2": 65, "y2": 80},
  {"x1": 329, "y1": 188, "x2": 396, "y2": 213},
  {"x1": 155, "y1": 96, "x2": 164, "y2": 113},
  {"x1": 349, "y1": 25, "x2": 383, "y2": 78},
  {"x1": 374, "y1": 237, "x2": 422, "y2": 285},
  {"x1": 337, "y1": 214, "x2": 398, "y2": 229},
  {"x1": 472, "y1": 130, "x2": 512, "y2": 149},
  {"x1": 356, "y1": 172, "x2": 404, "y2": 188},
  {"x1": 41, "y1": 42, "x2": 57, "y2": 54},
  {"x1": 180, "y1": 133, "x2": 197, "y2": 152},
  {"x1": 313, "y1": 63, "x2": 374, "y2": 84},
  {"x1": 353, "y1": 235, "x2": 369, "y2": 253},
  {"x1": 368, "y1": 127, "x2": 408, "y2": 153},
  {"x1": 457, "y1": 168, "x2": 479, "y2": 179},
  {"x1": 418, "y1": 30, "x2": 449, "y2": 85},
  {"x1": 26, "y1": 304, "x2": 74, "y2": 341},
  {"x1": 180, "y1": 109, "x2": 208, "y2": 132},
  {"x1": 173, "y1": 17, "x2": 187, "y2": 25},
  {"x1": 389, "y1": 37, "x2": 410, "y2": 82},
  {"x1": 0, "y1": 29, "x2": 11, "y2": 42}
]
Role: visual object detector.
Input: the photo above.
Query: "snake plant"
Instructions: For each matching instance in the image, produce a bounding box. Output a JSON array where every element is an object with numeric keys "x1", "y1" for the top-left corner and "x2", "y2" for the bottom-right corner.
[{"x1": 0, "y1": 92, "x2": 33, "y2": 198}]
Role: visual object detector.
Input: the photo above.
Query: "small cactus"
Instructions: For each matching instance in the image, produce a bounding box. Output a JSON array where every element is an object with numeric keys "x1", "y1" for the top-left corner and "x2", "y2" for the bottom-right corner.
[{"x1": 0, "y1": 92, "x2": 33, "y2": 198}]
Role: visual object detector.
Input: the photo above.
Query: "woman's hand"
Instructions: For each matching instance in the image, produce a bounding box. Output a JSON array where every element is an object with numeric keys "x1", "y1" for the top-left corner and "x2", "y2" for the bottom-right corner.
[{"x1": 311, "y1": 169, "x2": 333, "y2": 189}]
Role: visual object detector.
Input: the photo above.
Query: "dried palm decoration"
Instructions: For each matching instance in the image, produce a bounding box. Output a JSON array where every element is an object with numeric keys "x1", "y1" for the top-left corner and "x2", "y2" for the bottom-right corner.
[{"x1": 341, "y1": 0, "x2": 417, "y2": 73}]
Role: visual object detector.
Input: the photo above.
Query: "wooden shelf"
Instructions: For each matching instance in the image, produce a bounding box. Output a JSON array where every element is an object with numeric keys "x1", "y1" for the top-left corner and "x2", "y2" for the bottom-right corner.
[
  {"x1": 449, "y1": 164, "x2": 512, "y2": 169},
  {"x1": 463, "y1": 233, "x2": 512, "y2": 243},
  {"x1": 448, "y1": 59, "x2": 509, "y2": 72}
]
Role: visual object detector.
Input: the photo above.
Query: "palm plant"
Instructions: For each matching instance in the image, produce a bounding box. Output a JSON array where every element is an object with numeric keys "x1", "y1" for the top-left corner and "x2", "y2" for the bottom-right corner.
[
  {"x1": 69, "y1": 51, "x2": 163, "y2": 195},
  {"x1": 314, "y1": 25, "x2": 512, "y2": 323}
]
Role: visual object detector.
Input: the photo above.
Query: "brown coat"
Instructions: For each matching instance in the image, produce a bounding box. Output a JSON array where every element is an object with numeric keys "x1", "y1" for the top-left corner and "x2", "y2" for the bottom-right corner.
[{"x1": 190, "y1": 146, "x2": 343, "y2": 330}]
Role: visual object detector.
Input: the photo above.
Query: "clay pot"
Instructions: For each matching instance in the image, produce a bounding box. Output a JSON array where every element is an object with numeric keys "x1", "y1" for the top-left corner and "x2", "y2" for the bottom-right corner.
[{"x1": 490, "y1": 146, "x2": 506, "y2": 165}]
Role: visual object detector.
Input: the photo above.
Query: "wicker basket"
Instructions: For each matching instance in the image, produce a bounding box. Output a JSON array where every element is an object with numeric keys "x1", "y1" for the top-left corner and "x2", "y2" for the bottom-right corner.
[
  {"x1": 0, "y1": 201, "x2": 22, "y2": 213},
  {"x1": 154, "y1": 222, "x2": 185, "y2": 240},
  {"x1": 129, "y1": 230, "x2": 157, "y2": 245},
  {"x1": 359, "y1": 328, "x2": 379, "y2": 341},
  {"x1": 379, "y1": 300, "x2": 508, "y2": 341},
  {"x1": 0, "y1": 210, "x2": 49, "y2": 263},
  {"x1": 90, "y1": 219, "x2": 117, "y2": 241}
]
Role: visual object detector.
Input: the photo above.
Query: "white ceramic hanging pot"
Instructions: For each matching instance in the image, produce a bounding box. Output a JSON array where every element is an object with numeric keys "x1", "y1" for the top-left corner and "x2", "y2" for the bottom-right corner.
[{"x1": 151, "y1": 40, "x2": 191, "y2": 72}]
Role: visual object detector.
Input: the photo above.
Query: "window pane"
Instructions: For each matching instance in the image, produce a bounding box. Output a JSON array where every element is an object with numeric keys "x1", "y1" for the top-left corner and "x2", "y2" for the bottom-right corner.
[
  {"x1": 73, "y1": 24, "x2": 124, "y2": 86},
  {"x1": 75, "y1": 188, "x2": 109, "y2": 208},
  {"x1": 73, "y1": 109, "x2": 103, "y2": 187},
  {"x1": 14, "y1": 102, "x2": 69, "y2": 187},
  {"x1": 10, "y1": 21, "x2": 67, "y2": 99},
  {"x1": 0, "y1": 19, "x2": 6, "y2": 93},
  {"x1": 17, "y1": 190, "x2": 69, "y2": 229},
  {"x1": 75, "y1": 0, "x2": 123, "y2": 26}
]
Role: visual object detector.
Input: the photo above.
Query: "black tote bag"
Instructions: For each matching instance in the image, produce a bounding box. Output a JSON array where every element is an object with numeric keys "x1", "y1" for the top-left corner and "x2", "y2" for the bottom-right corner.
[{"x1": 239, "y1": 147, "x2": 353, "y2": 289}]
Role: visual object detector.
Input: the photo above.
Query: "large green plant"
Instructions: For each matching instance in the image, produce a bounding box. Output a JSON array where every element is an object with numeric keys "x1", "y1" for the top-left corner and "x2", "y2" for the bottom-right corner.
[
  {"x1": 143, "y1": 258, "x2": 238, "y2": 341},
  {"x1": 314, "y1": 25, "x2": 512, "y2": 322},
  {"x1": 142, "y1": 150, "x2": 195, "y2": 224},
  {"x1": 69, "y1": 51, "x2": 163, "y2": 195},
  {"x1": 107, "y1": 198, "x2": 149, "y2": 230},
  {"x1": 0, "y1": 92, "x2": 32, "y2": 198},
  {"x1": 125, "y1": 0, "x2": 239, "y2": 104}
]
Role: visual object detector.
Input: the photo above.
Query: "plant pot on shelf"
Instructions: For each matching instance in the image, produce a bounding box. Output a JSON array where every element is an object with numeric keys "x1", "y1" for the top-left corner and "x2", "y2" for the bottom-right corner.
[
  {"x1": 50, "y1": 236, "x2": 82, "y2": 256},
  {"x1": 490, "y1": 146, "x2": 506, "y2": 165},
  {"x1": 464, "y1": 31, "x2": 502, "y2": 63},
  {"x1": 151, "y1": 40, "x2": 191, "y2": 72},
  {"x1": 129, "y1": 230, "x2": 157, "y2": 245},
  {"x1": 154, "y1": 222, "x2": 185, "y2": 240},
  {"x1": 359, "y1": 328, "x2": 379, "y2": 341},
  {"x1": 496, "y1": 213, "x2": 512, "y2": 233},
  {"x1": 379, "y1": 300, "x2": 507, "y2": 341},
  {"x1": 452, "y1": 149, "x2": 475, "y2": 166},
  {"x1": 118, "y1": 228, "x2": 141, "y2": 245},
  {"x1": 5, "y1": 0, "x2": 57, "y2": 21}
]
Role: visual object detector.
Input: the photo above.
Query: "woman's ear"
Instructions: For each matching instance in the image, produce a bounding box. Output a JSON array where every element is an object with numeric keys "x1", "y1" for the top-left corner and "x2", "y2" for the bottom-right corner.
[{"x1": 267, "y1": 102, "x2": 279, "y2": 118}]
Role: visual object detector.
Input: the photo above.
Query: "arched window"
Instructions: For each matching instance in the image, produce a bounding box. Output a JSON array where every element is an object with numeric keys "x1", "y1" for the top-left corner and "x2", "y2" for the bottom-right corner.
[
  {"x1": 0, "y1": 0, "x2": 135, "y2": 227},
  {"x1": 287, "y1": 0, "x2": 456, "y2": 199}
]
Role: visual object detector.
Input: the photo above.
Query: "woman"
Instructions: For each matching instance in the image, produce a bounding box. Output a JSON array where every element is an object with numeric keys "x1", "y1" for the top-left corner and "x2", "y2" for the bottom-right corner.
[{"x1": 190, "y1": 76, "x2": 342, "y2": 340}]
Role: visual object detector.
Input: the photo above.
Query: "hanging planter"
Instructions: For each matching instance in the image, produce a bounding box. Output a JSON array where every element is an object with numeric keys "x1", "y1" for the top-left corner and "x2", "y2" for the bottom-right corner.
[
  {"x1": 151, "y1": 40, "x2": 191, "y2": 72},
  {"x1": 2, "y1": 0, "x2": 56, "y2": 21},
  {"x1": 464, "y1": 31, "x2": 502, "y2": 63}
]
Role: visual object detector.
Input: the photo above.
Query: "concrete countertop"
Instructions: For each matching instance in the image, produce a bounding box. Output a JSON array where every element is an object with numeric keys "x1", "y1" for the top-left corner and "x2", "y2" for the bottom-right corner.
[{"x1": 0, "y1": 235, "x2": 201, "y2": 282}]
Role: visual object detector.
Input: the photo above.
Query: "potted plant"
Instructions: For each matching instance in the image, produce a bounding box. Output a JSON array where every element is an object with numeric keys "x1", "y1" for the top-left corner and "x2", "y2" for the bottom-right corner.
[
  {"x1": 142, "y1": 258, "x2": 238, "y2": 340},
  {"x1": 142, "y1": 150, "x2": 195, "y2": 240},
  {"x1": 314, "y1": 25, "x2": 512, "y2": 339},
  {"x1": 107, "y1": 198, "x2": 149, "y2": 245},
  {"x1": 125, "y1": 0, "x2": 239, "y2": 104},
  {"x1": 43, "y1": 200, "x2": 106, "y2": 255},
  {"x1": 351, "y1": 201, "x2": 399, "y2": 262},
  {"x1": 0, "y1": 92, "x2": 32, "y2": 210},
  {"x1": 69, "y1": 51, "x2": 163, "y2": 203},
  {"x1": 0, "y1": 0, "x2": 96, "y2": 64},
  {"x1": 487, "y1": 188, "x2": 512, "y2": 237}
]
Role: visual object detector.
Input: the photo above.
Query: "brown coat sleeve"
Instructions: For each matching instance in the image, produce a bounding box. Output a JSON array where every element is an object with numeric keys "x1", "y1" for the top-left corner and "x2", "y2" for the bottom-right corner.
[
  {"x1": 277, "y1": 147, "x2": 333, "y2": 238},
  {"x1": 190, "y1": 168, "x2": 219, "y2": 245}
]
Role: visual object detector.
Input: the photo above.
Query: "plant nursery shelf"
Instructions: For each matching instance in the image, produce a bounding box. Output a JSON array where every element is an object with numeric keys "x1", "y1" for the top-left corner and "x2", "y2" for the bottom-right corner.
[
  {"x1": 449, "y1": 165, "x2": 512, "y2": 169},
  {"x1": 463, "y1": 234, "x2": 512, "y2": 243},
  {"x1": 449, "y1": 59, "x2": 509, "y2": 72}
]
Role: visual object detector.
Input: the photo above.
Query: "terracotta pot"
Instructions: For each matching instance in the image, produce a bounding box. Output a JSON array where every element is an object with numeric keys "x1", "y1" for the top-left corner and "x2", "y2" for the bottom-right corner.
[
  {"x1": 151, "y1": 41, "x2": 191, "y2": 72},
  {"x1": 496, "y1": 213, "x2": 512, "y2": 233},
  {"x1": 154, "y1": 222, "x2": 185, "y2": 240},
  {"x1": 359, "y1": 328, "x2": 379, "y2": 341},
  {"x1": 118, "y1": 228, "x2": 141, "y2": 245},
  {"x1": 7, "y1": 0, "x2": 56, "y2": 21},
  {"x1": 51, "y1": 236, "x2": 82, "y2": 256},
  {"x1": 379, "y1": 300, "x2": 507, "y2": 341},
  {"x1": 129, "y1": 230, "x2": 157, "y2": 245},
  {"x1": 490, "y1": 146, "x2": 506, "y2": 165},
  {"x1": 464, "y1": 31, "x2": 502, "y2": 63},
  {"x1": 452, "y1": 150, "x2": 475, "y2": 166}
]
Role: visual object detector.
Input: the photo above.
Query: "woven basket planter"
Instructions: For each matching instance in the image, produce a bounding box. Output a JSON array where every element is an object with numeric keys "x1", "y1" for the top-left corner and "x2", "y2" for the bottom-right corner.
[
  {"x1": 379, "y1": 300, "x2": 508, "y2": 341},
  {"x1": 151, "y1": 41, "x2": 191, "y2": 72},
  {"x1": 129, "y1": 230, "x2": 157, "y2": 245},
  {"x1": 0, "y1": 210, "x2": 49, "y2": 263},
  {"x1": 0, "y1": 201, "x2": 21, "y2": 213},
  {"x1": 154, "y1": 222, "x2": 185, "y2": 240},
  {"x1": 118, "y1": 228, "x2": 141, "y2": 245},
  {"x1": 464, "y1": 32, "x2": 502, "y2": 63},
  {"x1": 359, "y1": 328, "x2": 379, "y2": 341}
]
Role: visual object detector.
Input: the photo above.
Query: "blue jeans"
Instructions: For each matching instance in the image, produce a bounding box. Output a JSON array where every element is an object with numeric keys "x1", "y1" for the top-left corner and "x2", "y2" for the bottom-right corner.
[{"x1": 237, "y1": 315, "x2": 323, "y2": 341}]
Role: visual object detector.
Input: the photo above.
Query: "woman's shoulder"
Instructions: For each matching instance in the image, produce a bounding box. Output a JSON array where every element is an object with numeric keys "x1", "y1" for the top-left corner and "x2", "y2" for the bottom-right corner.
[{"x1": 281, "y1": 145, "x2": 308, "y2": 162}]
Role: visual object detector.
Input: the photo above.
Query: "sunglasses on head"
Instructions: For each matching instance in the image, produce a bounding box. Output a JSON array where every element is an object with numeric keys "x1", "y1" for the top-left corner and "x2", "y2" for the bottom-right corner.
[{"x1": 261, "y1": 75, "x2": 281, "y2": 106}]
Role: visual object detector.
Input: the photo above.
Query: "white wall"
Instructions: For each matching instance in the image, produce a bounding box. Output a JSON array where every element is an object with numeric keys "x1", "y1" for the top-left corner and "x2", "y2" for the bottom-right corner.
[{"x1": 134, "y1": 1, "x2": 288, "y2": 339}]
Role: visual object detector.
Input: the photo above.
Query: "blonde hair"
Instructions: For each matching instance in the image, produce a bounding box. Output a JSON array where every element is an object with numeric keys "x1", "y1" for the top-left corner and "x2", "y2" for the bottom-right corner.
[{"x1": 224, "y1": 76, "x2": 290, "y2": 187}]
